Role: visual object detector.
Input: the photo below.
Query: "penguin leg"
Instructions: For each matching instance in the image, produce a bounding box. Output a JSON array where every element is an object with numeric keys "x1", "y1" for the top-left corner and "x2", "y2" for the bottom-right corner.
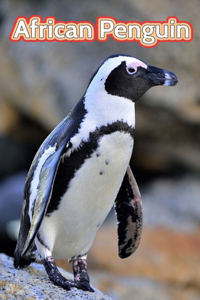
[
  {"x1": 43, "y1": 256, "x2": 94, "y2": 292},
  {"x1": 72, "y1": 258, "x2": 94, "y2": 292}
]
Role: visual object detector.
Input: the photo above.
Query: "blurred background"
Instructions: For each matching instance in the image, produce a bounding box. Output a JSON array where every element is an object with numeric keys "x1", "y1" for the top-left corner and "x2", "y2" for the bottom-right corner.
[{"x1": 0, "y1": 1, "x2": 200, "y2": 299}]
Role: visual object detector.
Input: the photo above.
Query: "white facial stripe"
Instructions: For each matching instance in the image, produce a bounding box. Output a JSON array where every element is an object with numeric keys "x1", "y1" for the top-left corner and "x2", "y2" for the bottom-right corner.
[
  {"x1": 91, "y1": 56, "x2": 147, "y2": 85},
  {"x1": 28, "y1": 144, "x2": 57, "y2": 220},
  {"x1": 127, "y1": 60, "x2": 147, "y2": 71}
]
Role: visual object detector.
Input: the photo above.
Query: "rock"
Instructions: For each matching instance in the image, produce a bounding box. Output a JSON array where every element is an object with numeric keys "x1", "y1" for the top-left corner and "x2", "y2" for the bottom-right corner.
[
  {"x1": 1, "y1": 253, "x2": 199, "y2": 300},
  {"x1": 142, "y1": 175, "x2": 200, "y2": 233},
  {"x1": 0, "y1": 253, "x2": 111, "y2": 300}
]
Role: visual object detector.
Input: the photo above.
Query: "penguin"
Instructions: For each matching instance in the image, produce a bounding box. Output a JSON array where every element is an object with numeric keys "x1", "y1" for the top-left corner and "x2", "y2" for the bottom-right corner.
[{"x1": 14, "y1": 54, "x2": 178, "y2": 292}]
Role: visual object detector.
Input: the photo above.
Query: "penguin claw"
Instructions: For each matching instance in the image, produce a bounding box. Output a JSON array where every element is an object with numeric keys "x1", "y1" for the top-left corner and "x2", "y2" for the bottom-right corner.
[
  {"x1": 55, "y1": 279, "x2": 94, "y2": 292},
  {"x1": 58, "y1": 281, "x2": 71, "y2": 291},
  {"x1": 75, "y1": 280, "x2": 95, "y2": 292}
]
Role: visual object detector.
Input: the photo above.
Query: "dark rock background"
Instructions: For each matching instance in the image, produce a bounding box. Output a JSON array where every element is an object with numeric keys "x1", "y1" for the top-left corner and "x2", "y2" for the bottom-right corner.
[{"x1": 0, "y1": 1, "x2": 200, "y2": 299}]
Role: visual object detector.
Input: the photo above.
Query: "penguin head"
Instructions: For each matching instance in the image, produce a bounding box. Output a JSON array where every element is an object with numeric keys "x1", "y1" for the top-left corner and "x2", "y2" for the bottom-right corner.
[{"x1": 86, "y1": 54, "x2": 178, "y2": 103}]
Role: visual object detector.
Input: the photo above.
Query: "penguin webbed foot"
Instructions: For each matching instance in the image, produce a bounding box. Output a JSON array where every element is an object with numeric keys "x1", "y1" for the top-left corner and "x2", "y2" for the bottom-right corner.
[{"x1": 43, "y1": 256, "x2": 94, "y2": 292}]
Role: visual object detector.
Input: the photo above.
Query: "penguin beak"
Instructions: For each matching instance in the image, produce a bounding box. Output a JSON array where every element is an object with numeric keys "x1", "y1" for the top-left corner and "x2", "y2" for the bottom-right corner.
[{"x1": 145, "y1": 65, "x2": 178, "y2": 87}]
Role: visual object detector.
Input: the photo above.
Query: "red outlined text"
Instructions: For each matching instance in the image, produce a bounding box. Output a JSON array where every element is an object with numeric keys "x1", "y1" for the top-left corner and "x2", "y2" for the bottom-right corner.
[
  {"x1": 10, "y1": 16, "x2": 193, "y2": 48},
  {"x1": 10, "y1": 16, "x2": 95, "y2": 42}
]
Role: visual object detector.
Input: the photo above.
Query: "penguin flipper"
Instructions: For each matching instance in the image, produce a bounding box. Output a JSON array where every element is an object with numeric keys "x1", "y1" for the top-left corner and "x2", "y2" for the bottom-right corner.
[
  {"x1": 14, "y1": 100, "x2": 86, "y2": 268},
  {"x1": 114, "y1": 165, "x2": 143, "y2": 259},
  {"x1": 14, "y1": 141, "x2": 68, "y2": 268},
  {"x1": 14, "y1": 123, "x2": 71, "y2": 268},
  {"x1": 21, "y1": 144, "x2": 65, "y2": 258}
]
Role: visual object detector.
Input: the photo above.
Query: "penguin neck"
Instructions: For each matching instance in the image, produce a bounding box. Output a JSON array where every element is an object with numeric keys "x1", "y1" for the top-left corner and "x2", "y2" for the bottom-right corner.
[
  {"x1": 83, "y1": 90, "x2": 136, "y2": 129},
  {"x1": 68, "y1": 93, "x2": 135, "y2": 153}
]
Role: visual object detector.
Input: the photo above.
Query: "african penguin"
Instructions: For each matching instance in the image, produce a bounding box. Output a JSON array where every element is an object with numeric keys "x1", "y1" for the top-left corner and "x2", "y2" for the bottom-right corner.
[{"x1": 14, "y1": 54, "x2": 178, "y2": 292}]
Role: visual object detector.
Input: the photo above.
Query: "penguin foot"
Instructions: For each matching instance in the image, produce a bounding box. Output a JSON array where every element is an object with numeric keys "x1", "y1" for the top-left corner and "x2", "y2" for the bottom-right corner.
[
  {"x1": 73, "y1": 258, "x2": 94, "y2": 292},
  {"x1": 43, "y1": 256, "x2": 94, "y2": 292}
]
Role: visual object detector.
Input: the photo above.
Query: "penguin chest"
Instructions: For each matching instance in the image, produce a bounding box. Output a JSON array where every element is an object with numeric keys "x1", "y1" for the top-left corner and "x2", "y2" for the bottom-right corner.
[{"x1": 40, "y1": 131, "x2": 133, "y2": 259}]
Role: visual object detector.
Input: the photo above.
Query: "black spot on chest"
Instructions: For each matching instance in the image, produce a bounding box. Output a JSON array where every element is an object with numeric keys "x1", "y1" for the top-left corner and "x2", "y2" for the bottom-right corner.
[{"x1": 105, "y1": 159, "x2": 109, "y2": 165}]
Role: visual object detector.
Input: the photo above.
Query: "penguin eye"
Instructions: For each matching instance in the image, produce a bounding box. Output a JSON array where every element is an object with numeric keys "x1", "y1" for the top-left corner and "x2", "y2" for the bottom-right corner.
[{"x1": 126, "y1": 67, "x2": 136, "y2": 75}]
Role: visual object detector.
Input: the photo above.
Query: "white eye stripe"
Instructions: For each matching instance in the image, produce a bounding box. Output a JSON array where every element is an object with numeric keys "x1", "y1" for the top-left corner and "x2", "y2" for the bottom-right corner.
[{"x1": 126, "y1": 60, "x2": 147, "y2": 75}]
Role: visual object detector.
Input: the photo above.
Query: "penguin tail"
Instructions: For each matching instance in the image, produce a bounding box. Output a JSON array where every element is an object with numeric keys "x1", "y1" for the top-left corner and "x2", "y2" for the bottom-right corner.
[
  {"x1": 13, "y1": 196, "x2": 37, "y2": 269},
  {"x1": 13, "y1": 244, "x2": 36, "y2": 269},
  {"x1": 13, "y1": 228, "x2": 37, "y2": 269},
  {"x1": 13, "y1": 252, "x2": 33, "y2": 269},
  {"x1": 14, "y1": 248, "x2": 37, "y2": 269}
]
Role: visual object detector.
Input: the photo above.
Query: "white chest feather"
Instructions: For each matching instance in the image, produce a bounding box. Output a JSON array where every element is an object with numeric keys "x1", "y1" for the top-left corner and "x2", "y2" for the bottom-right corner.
[{"x1": 38, "y1": 131, "x2": 133, "y2": 259}]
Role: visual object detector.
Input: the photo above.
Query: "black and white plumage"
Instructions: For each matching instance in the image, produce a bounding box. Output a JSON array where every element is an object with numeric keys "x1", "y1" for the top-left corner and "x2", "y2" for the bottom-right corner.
[{"x1": 14, "y1": 54, "x2": 178, "y2": 292}]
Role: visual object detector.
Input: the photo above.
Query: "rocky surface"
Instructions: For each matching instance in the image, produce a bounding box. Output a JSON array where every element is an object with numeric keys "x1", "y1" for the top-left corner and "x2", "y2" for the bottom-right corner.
[
  {"x1": 1, "y1": 241, "x2": 200, "y2": 300},
  {"x1": 0, "y1": 253, "x2": 111, "y2": 300}
]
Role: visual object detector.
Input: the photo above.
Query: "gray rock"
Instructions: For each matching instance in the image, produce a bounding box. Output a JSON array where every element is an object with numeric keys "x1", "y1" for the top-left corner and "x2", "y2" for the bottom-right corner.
[
  {"x1": 142, "y1": 175, "x2": 200, "y2": 233},
  {"x1": 0, "y1": 253, "x2": 112, "y2": 300}
]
